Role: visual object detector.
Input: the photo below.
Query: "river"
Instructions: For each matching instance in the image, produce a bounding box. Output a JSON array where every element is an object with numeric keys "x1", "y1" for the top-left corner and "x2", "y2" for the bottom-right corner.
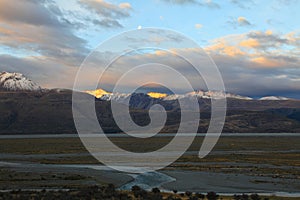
[{"x1": 0, "y1": 133, "x2": 299, "y2": 197}]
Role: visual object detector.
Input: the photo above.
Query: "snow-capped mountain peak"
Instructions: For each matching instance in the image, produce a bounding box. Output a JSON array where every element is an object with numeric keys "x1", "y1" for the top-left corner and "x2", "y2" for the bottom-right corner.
[
  {"x1": 85, "y1": 88, "x2": 111, "y2": 98},
  {"x1": 86, "y1": 88, "x2": 254, "y2": 102},
  {"x1": 85, "y1": 88, "x2": 293, "y2": 102},
  {"x1": 259, "y1": 96, "x2": 290, "y2": 101},
  {"x1": 0, "y1": 72, "x2": 42, "y2": 91},
  {"x1": 165, "y1": 90, "x2": 253, "y2": 100}
]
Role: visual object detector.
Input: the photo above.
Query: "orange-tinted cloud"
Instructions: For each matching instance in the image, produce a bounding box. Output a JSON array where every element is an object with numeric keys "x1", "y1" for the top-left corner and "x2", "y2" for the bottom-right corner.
[
  {"x1": 237, "y1": 16, "x2": 251, "y2": 26},
  {"x1": 251, "y1": 57, "x2": 284, "y2": 68},
  {"x1": 195, "y1": 23, "x2": 203, "y2": 29},
  {"x1": 205, "y1": 41, "x2": 245, "y2": 57},
  {"x1": 79, "y1": 0, "x2": 131, "y2": 19},
  {"x1": 239, "y1": 38, "x2": 260, "y2": 48},
  {"x1": 119, "y1": 2, "x2": 132, "y2": 9},
  {"x1": 265, "y1": 30, "x2": 273, "y2": 35},
  {"x1": 154, "y1": 50, "x2": 169, "y2": 56},
  {"x1": 205, "y1": 30, "x2": 300, "y2": 70},
  {"x1": 0, "y1": 27, "x2": 14, "y2": 36}
]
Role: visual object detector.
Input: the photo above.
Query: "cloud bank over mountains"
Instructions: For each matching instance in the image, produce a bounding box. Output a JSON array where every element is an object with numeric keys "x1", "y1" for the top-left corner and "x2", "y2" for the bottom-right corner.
[{"x1": 0, "y1": 0, "x2": 299, "y2": 98}]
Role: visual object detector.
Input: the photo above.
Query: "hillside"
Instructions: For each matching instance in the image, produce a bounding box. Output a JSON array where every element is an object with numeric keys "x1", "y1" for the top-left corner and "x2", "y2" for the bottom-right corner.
[{"x1": 0, "y1": 90, "x2": 300, "y2": 134}]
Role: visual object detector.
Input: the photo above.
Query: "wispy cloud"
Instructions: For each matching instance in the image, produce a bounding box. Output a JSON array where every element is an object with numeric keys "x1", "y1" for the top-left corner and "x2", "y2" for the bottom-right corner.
[
  {"x1": 230, "y1": 0, "x2": 255, "y2": 9},
  {"x1": 0, "y1": 0, "x2": 63, "y2": 27},
  {"x1": 160, "y1": 0, "x2": 220, "y2": 8},
  {"x1": 237, "y1": 17, "x2": 252, "y2": 26},
  {"x1": 228, "y1": 16, "x2": 253, "y2": 28},
  {"x1": 161, "y1": 0, "x2": 198, "y2": 5},
  {"x1": 195, "y1": 23, "x2": 203, "y2": 29},
  {"x1": 78, "y1": 0, "x2": 132, "y2": 28}
]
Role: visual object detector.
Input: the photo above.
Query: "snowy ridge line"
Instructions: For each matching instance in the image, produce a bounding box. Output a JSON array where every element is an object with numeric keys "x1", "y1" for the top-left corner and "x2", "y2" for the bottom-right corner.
[{"x1": 0, "y1": 72, "x2": 41, "y2": 92}]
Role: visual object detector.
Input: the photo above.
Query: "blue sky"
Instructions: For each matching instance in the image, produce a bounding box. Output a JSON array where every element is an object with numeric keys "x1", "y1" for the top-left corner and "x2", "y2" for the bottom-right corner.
[
  {"x1": 56, "y1": 0, "x2": 300, "y2": 47},
  {"x1": 0, "y1": 0, "x2": 299, "y2": 98}
]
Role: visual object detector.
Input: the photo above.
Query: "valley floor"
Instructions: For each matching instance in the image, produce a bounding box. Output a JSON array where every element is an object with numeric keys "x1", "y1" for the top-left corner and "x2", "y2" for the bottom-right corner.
[{"x1": 0, "y1": 134, "x2": 299, "y2": 198}]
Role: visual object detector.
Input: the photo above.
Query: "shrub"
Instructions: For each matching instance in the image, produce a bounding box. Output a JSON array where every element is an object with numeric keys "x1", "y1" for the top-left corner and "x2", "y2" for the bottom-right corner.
[
  {"x1": 250, "y1": 194, "x2": 261, "y2": 200},
  {"x1": 152, "y1": 187, "x2": 161, "y2": 194},
  {"x1": 207, "y1": 191, "x2": 219, "y2": 200},
  {"x1": 185, "y1": 191, "x2": 192, "y2": 197},
  {"x1": 195, "y1": 193, "x2": 205, "y2": 199}
]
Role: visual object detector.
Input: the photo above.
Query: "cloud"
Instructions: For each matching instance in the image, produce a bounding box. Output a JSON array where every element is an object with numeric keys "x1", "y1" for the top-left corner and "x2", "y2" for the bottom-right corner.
[
  {"x1": 239, "y1": 38, "x2": 260, "y2": 48},
  {"x1": 251, "y1": 56, "x2": 284, "y2": 68},
  {"x1": 0, "y1": 0, "x2": 90, "y2": 67},
  {"x1": 0, "y1": 0, "x2": 62, "y2": 27},
  {"x1": 69, "y1": 0, "x2": 132, "y2": 29},
  {"x1": 230, "y1": 0, "x2": 255, "y2": 9},
  {"x1": 227, "y1": 16, "x2": 253, "y2": 28},
  {"x1": 0, "y1": 23, "x2": 88, "y2": 66},
  {"x1": 161, "y1": 0, "x2": 197, "y2": 4},
  {"x1": 0, "y1": 0, "x2": 299, "y2": 98},
  {"x1": 205, "y1": 38, "x2": 245, "y2": 57},
  {"x1": 82, "y1": 43, "x2": 300, "y2": 97},
  {"x1": 92, "y1": 18, "x2": 123, "y2": 28},
  {"x1": 246, "y1": 30, "x2": 289, "y2": 49},
  {"x1": 119, "y1": 2, "x2": 132, "y2": 9},
  {"x1": 202, "y1": 30, "x2": 300, "y2": 97},
  {"x1": 206, "y1": 53, "x2": 300, "y2": 97},
  {"x1": 93, "y1": 30, "x2": 299, "y2": 97},
  {"x1": 0, "y1": 0, "x2": 135, "y2": 89},
  {"x1": 54, "y1": 28, "x2": 299, "y2": 97},
  {"x1": 207, "y1": 30, "x2": 298, "y2": 56},
  {"x1": 276, "y1": 0, "x2": 298, "y2": 6},
  {"x1": 195, "y1": 23, "x2": 203, "y2": 29},
  {"x1": 123, "y1": 29, "x2": 186, "y2": 47},
  {"x1": 237, "y1": 17, "x2": 251, "y2": 26},
  {"x1": 0, "y1": 54, "x2": 77, "y2": 88},
  {"x1": 160, "y1": 0, "x2": 220, "y2": 8},
  {"x1": 0, "y1": 0, "x2": 94, "y2": 89},
  {"x1": 78, "y1": 0, "x2": 131, "y2": 21}
]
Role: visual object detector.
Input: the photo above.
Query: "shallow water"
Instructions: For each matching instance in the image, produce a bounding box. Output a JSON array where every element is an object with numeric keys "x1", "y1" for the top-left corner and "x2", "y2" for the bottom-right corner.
[
  {"x1": 119, "y1": 171, "x2": 175, "y2": 191},
  {"x1": 0, "y1": 161, "x2": 299, "y2": 196},
  {"x1": 0, "y1": 134, "x2": 299, "y2": 196}
]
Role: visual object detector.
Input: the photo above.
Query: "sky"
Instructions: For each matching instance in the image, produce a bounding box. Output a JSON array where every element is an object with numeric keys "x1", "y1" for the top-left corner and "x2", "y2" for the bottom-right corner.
[{"x1": 0, "y1": 0, "x2": 299, "y2": 98}]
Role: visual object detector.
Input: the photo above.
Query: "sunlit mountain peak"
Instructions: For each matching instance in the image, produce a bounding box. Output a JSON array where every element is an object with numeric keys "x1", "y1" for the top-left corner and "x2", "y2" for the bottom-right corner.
[
  {"x1": 85, "y1": 88, "x2": 111, "y2": 98},
  {"x1": 147, "y1": 92, "x2": 168, "y2": 98}
]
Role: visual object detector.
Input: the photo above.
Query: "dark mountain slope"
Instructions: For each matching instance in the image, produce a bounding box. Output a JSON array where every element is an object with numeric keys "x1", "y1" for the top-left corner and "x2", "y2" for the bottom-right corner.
[{"x1": 0, "y1": 90, "x2": 300, "y2": 134}]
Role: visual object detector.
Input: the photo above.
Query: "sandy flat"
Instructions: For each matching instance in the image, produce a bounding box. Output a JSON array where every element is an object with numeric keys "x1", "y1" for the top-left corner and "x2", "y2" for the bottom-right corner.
[{"x1": 161, "y1": 170, "x2": 300, "y2": 193}]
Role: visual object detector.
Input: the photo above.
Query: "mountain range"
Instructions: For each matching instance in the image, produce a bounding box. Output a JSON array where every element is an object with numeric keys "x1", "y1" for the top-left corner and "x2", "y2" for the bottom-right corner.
[
  {"x1": 0, "y1": 71, "x2": 300, "y2": 134},
  {"x1": 86, "y1": 88, "x2": 292, "y2": 102},
  {"x1": 0, "y1": 71, "x2": 293, "y2": 101}
]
